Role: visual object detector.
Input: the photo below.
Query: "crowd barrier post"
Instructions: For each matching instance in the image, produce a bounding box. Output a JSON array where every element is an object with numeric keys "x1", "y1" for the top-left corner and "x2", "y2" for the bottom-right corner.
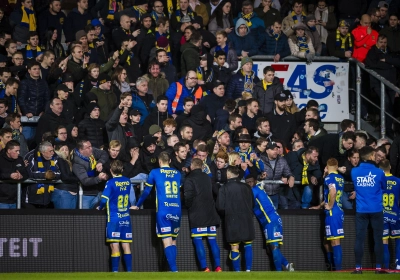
[
  {"x1": 17, "y1": 183, "x2": 22, "y2": 209},
  {"x1": 78, "y1": 184, "x2": 83, "y2": 209},
  {"x1": 356, "y1": 64, "x2": 362, "y2": 130},
  {"x1": 380, "y1": 81, "x2": 386, "y2": 139}
]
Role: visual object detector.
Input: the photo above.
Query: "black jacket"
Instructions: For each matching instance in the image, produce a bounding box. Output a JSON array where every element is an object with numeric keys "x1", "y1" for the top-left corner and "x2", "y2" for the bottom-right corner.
[
  {"x1": 0, "y1": 151, "x2": 29, "y2": 204},
  {"x1": 210, "y1": 161, "x2": 228, "y2": 198},
  {"x1": 67, "y1": 59, "x2": 89, "y2": 86},
  {"x1": 217, "y1": 177, "x2": 255, "y2": 243},
  {"x1": 37, "y1": 9, "x2": 66, "y2": 43},
  {"x1": 17, "y1": 75, "x2": 51, "y2": 116},
  {"x1": 78, "y1": 116, "x2": 108, "y2": 148},
  {"x1": 142, "y1": 109, "x2": 170, "y2": 136},
  {"x1": 199, "y1": 92, "x2": 227, "y2": 124},
  {"x1": 139, "y1": 147, "x2": 162, "y2": 173},
  {"x1": 365, "y1": 46, "x2": 400, "y2": 87},
  {"x1": 56, "y1": 156, "x2": 80, "y2": 193},
  {"x1": 309, "y1": 133, "x2": 348, "y2": 170},
  {"x1": 286, "y1": 148, "x2": 322, "y2": 184},
  {"x1": 182, "y1": 109, "x2": 213, "y2": 141},
  {"x1": 63, "y1": 8, "x2": 93, "y2": 43},
  {"x1": 390, "y1": 136, "x2": 400, "y2": 177},
  {"x1": 253, "y1": 77, "x2": 283, "y2": 115},
  {"x1": 135, "y1": 27, "x2": 156, "y2": 72},
  {"x1": 35, "y1": 111, "x2": 69, "y2": 145},
  {"x1": 106, "y1": 107, "x2": 137, "y2": 150},
  {"x1": 242, "y1": 110, "x2": 264, "y2": 136},
  {"x1": 184, "y1": 169, "x2": 220, "y2": 228},
  {"x1": 266, "y1": 109, "x2": 297, "y2": 148}
]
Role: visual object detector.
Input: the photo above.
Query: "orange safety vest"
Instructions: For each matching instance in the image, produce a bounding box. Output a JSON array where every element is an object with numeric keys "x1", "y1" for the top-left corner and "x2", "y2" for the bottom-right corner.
[{"x1": 171, "y1": 82, "x2": 203, "y2": 113}]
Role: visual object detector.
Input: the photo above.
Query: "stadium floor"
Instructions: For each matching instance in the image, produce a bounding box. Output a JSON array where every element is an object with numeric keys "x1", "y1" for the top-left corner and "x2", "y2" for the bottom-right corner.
[{"x1": 2, "y1": 272, "x2": 400, "y2": 280}]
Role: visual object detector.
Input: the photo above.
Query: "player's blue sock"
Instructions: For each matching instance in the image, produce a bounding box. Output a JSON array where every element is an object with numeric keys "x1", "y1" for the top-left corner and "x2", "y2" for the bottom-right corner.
[
  {"x1": 164, "y1": 245, "x2": 177, "y2": 272},
  {"x1": 271, "y1": 245, "x2": 282, "y2": 271},
  {"x1": 208, "y1": 237, "x2": 220, "y2": 268},
  {"x1": 123, "y1": 253, "x2": 132, "y2": 272},
  {"x1": 333, "y1": 245, "x2": 342, "y2": 271},
  {"x1": 244, "y1": 243, "x2": 253, "y2": 271},
  {"x1": 396, "y1": 239, "x2": 400, "y2": 269},
  {"x1": 111, "y1": 252, "x2": 120, "y2": 272},
  {"x1": 193, "y1": 238, "x2": 207, "y2": 269},
  {"x1": 230, "y1": 250, "x2": 240, "y2": 271},
  {"x1": 383, "y1": 243, "x2": 390, "y2": 269},
  {"x1": 326, "y1": 251, "x2": 333, "y2": 269}
]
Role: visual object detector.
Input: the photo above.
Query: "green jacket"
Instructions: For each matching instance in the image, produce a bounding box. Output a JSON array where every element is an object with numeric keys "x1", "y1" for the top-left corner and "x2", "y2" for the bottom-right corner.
[
  {"x1": 180, "y1": 42, "x2": 200, "y2": 78},
  {"x1": 89, "y1": 87, "x2": 117, "y2": 121}
]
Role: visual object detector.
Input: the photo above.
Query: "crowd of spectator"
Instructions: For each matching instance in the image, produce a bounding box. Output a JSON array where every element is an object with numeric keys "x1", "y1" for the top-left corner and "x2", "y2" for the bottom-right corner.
[{"x1": 0, "y1": 0, "x2": 400, "y2": 210}]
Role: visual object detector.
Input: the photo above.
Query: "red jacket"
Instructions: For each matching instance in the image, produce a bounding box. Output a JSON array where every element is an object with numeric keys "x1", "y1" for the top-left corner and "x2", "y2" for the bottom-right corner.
[{"x1": 351, "y1": 26, "x2": 379, "y2": 63}]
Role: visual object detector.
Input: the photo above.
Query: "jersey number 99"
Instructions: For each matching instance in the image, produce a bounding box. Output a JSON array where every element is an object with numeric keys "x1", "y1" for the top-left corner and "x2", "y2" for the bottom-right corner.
[
  {"x1": 165, "y1": 181, "x2": 178, "y2": 195},
  {"x1": 118, "y1": 194, "x2": 129, "y2": 209}
]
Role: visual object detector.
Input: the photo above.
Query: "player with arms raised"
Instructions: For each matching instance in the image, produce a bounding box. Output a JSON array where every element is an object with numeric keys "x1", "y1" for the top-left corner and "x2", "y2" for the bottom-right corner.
[
  {"x1": 133, "y1": 152, "x2": 182, "y2": 272},
  {"x1": 311, "y1": 158, "x2": 344, "y2": 271},
  {"x1": 379, "y1": 159, "x2": 400, "y2": 270},
  {"x1": 97, "y1": 160, "x2": 133, "y2": 272}
]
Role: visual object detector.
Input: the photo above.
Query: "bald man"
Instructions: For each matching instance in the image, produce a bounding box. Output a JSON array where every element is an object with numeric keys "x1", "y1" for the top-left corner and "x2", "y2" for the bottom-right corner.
[
  {"x1": 351, "y1": 14, "x2": 379, "y2": 63},
  {"x1": 112, "y1": 14, "x2": 138, "y2": 50}
]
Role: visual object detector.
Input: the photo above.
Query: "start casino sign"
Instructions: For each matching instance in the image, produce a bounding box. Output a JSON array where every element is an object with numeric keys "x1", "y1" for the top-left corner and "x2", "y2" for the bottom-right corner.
[{"x1": 248, "y1": 61, "x2": 349, "y2": 122}]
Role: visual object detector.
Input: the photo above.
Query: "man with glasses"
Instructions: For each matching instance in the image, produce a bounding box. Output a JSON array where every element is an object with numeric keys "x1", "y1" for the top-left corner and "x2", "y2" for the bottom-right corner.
[
  {"x1": 166, "y1": 70, "x2": 203, "y2": 117},
  {"x1": 151, "y1": 1, "x2": 166, "y2": 21},
  {"x1": 369, "y1": 8, "x2": 382, "y2": 31}
]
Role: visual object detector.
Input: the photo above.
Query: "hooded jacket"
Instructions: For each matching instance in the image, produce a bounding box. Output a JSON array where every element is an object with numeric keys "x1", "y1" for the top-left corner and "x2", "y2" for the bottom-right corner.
[
  {"x1": 182, "y1": 105, "x2": 213, "y2": 141},
  {"x1": 144, "y1": 73, "x2": 170, "y2": 100},
  {"x1": 228, "y1": 18, "x2": 259, "y2": 57},
  {"x1": 253, "y1": 76, "x2": 284, "y2": 115},
  {"x1": 233, "y1": 11, "x2": 265, "y2": 31}
]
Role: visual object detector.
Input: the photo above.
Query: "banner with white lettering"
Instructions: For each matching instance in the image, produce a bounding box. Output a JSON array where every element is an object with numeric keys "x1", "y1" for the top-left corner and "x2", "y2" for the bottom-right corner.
[{"x1": 246, "y1": 61, "x2": 349, "y2": 122}]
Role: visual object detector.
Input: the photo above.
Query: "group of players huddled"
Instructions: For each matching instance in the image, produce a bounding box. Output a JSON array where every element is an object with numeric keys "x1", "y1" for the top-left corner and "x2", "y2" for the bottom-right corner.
[{"x1": 98, "y1": 146, "x2": 400, "y2": 273}]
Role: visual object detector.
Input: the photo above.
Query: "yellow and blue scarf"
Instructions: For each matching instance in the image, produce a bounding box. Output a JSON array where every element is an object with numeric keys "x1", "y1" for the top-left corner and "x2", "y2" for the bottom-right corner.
[
  {"x1": 291, "y1": 10, "x2": 306, "y2": 24},
  {"x1": 175, "y1": 8, "x2": 195, "y2": 23},
  {"x1": 21, "y1": 6, "x2": 36, "y2": 31},
  {"x1": 0, "y1": 89, "x2": 17, "y2": 113},
  {"x1": 36, "y1": 151, "x2": 56, "y2": 194},
  {"x1": 241, "y1": 70, "x2": 255, "y2": 93},
  {"x1": 167, "y1": 0, "x2": 174, "y2": 17},
  {"x1": 25, "y1": 45, "x2": 42, "y2": 60},
  {"x1": 196, "y1": 66, "x2": 214, "y2": 95},
  {"x1": 336, "y1": 30, "x2": 353, "y2": 52},
  {"x1": 74, "y1": 149, "x2": 97, "y2": 177},
  {"x1": 151, "y1": 10, "x2": 166, "y2": 21},
  {"x1": 301, "y1": 154, "x2": 309, "y2": 185},
  {"x1": 262, "y1": 80, "x2": 272, "y2": 91},
  {"x1": 107, "y1": 0, "x2": 123, "y2": 20},
  {"x1": 133, "y1": 5, "x2": 147, "y2": 21},
  {"x1": 297, "y1": 36, "x2": 309, "y2": 53},
  {"x1": 120, "y1": 49, "x2": 135, "y2": 66},
  {"x1": 241, "y1": 12, "x2": 253, "y2": 27}
]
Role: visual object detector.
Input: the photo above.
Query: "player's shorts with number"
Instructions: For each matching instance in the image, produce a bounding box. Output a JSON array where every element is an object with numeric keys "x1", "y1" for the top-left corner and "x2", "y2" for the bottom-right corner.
[
  {"x1": 383, "y1": 219, "x2": 400, "y2": 239},
  {"x1": 264, "y1": 218, "x2": 283, "y2": 244},
  {"x1": 156, "y1": 210, "x2": 181, "y2": 238},
  {"x1": 325, "y1": 209, "x2": 344, "y2": 240},
  {"x1": 191, "y1": 226, "x2": 217, "y2": 238},
  {"x1": 106, "y1": 218, "x2": 132, "y2": 243}
]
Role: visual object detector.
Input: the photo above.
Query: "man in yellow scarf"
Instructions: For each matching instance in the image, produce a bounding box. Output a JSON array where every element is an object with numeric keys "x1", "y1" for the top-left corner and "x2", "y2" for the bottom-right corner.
[
  {"x1": 9, "y1": 0, "x2": 36, "y2": 44},
  {"x1": 282, "y1": 0, "x2": 306, "y2": 37}
]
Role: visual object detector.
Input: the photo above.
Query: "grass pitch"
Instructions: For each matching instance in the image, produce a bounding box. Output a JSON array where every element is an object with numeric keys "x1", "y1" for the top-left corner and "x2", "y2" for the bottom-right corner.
[{"x1": 1, "y1": 272, "x2": 400, "y2": 280}]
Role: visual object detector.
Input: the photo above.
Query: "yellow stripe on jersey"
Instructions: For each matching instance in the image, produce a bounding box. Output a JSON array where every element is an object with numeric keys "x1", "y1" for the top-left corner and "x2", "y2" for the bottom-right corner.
[
  {"x1": 326, "y1": 236, "x2": 344, "y2": 240},
  {"x1": 145, "y1": 183, "x2": 153, "y2": 187},
  {"x1": 256, "y1": 198, "x2": 271, "y2": 223}
]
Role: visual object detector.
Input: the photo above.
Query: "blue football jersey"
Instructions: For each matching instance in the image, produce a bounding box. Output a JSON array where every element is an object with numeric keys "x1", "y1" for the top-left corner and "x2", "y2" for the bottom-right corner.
[
  {"x1": 100, "y1": 175, "x2": 131, "y2": 222},
  {"x1": 383, "y1": 174, "x2": 400, "y2": 224},
  {"x1": 146, "y1": 166, "x2": 182, "y2": 212},
  {"x1": 252, "y1": 183, "x2": 280, "y2": 228},
  {"x1": 324, "y1": 172, "x2": 344, "y2": 214}
]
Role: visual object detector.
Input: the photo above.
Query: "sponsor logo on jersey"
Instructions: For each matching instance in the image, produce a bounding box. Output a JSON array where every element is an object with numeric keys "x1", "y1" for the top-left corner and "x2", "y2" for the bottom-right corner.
[
  {"x1": 384, "y1": 229, "x2": 389, "y2": 235},
  {"x1": 197, "y1": 227, "x2": 207, "y2": 232},
  {"x1": 164, "y1": 202, "x2": 180, "y2": 207},
  {"x1": 325, "y1": 226, "x2": 331, "y2": 236},
  {"x1": 161, "y1": 227, "x2": 171, "y2": 233},
  {"x1": 126, "y1": 233, "x2": 132, "y2": 238},
  {"x1": 337, "y1": 229, "x2": 344, "y2": 234},
  {"x1": 274, "y1": 232, "x2": 281, "y2": 237},
  {"x1": 119, "y1": 220, "x2": 130, "y2": 226},
  {"x1": 392, "y1": 230, "x2": 400, "y2": 235},
  {"x1": 174, "y1": 228, "x2": 180, "y2": 233},
  {"x1": 112, "y1": 232, "x2": 120, "y2": 237},
  {"x1": 210, "y1": 226, "x2": 216, "y2": 231},
  {"x1": 166, "y1": 214, "x2": 180, "y2": 221},
  {"x1": 356, "y1": 172, "x2": 376, "y2": 187}
]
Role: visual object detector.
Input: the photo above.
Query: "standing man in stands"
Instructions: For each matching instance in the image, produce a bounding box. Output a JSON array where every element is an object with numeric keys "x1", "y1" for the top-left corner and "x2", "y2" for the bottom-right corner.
[{"x1": 351, "y1": 146, "x2": 386, "y2": 274}]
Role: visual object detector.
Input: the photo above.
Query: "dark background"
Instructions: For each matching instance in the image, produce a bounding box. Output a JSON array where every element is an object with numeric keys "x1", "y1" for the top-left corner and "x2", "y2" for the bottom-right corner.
[{"x1": 0, "y1": 209, "x2": 396, "y2": 272}]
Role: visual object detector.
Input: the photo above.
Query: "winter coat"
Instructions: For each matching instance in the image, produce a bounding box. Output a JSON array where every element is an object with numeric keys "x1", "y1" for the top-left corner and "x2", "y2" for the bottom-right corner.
[
  {"x1": 184, "y1": 169, "x2": 220, "y2": 228},
  {"x1": 254, "y1": 6, "x2": 281, "y2": 29},
  {"x1": 9, "y1": 8, "x2": 31, "y2": 43},
  {"x1": 253, "y1": 77, "x2": 283, "y2": 115},
  {"x1": 56, "y1": 156, "x2": 80, "y2": 193},
  {"x1": 182, "y1": 108, "x2": 213, "y2": 141},
  {"x1": 305, "y1": 25, "x2": 322, "y2": 55},
  {"x1": 135, "y1": 27, "x2": 156, "y2": 72},
  {"x1": 213, "y1": 108, "x2": 229, "y2": 131},
  {"x1": 260, "y1": 154, "x2": 293, "y2": 195},
  {"x1": 37, "y1": 9, "x2": 66, "y2": 43},
  {"x1": 180, "y1": 42, "x2": 200, "y2": 78},
  {"x1": 217, "y1": 177, "x2": 255, "y2": 243},
  {"x1": 17, "y1": 74, "x2": 51, "y2": 116},
  {"x1": 380, "y1": 26, "x2": 400, "y2": 53},
  {"x1": 200, "y1": 92, "x2": 227, "y2": 123},
  {"x1": 67, "y1": 59, "x2": 89, "y2": 85},
  {"x1": 266, "y1": 109, "x2": 297, "y2": 148},
  {"x1": 210, "y1": 42, "x2": 238, "y2": 73},
  {"x1": 259, "y1": 29, "x2": 291, "y2": 58},
  {"x1": 142, "y1": 109, "x2": 170, "y2": 136},
  {"x1": 63, "y1": 8, "x2": 93, "y2": 43},
  {"x1": 35, "y1": 110, "x2": 69, "y2": 145},
  {"x1": 309, "y1": 133, "x2": 348, "y2": 169},
  {"x1": 0, "y1": 151, "x2": 29, "y2": 204},
  {"x1": 210, "y1": 161, "x2": 228, "y2": 197},
  {"x1": 144, "y1": 73, "x2": 170, "y2": 100},
  {"x1": 326, "y1": 32, "x2": 355, "y2": 59},
  {"x1": 131, "y1": 91, "x2": 156, "y2": 125},
  {"x1": 288, "y1": 35, "x2": 316, "y2": 59},
  {"x1": 228, "y1": 18, "x2": 259, "y2": 57},
  {"x1": 78, "y1": 116, "x2": 108, "y2": 148},
  {"x1": 285, "y1": 148, "x2": 322, "y2": 184},
  {"x1": 226, "y1": 70, "x2": 260, "y2": 100},
  {"x1": 351, "y1": 25, "x2": 379, "y2": 63},
  {"x1": 106, "y1": 107, "x2": 137, "y2": 150},
  {"x1": 160, "y1": 62, "x2": 177, "y2": 85},
  {"x1": 88, "y1": 87, "x2": 117, "y2": 121}
]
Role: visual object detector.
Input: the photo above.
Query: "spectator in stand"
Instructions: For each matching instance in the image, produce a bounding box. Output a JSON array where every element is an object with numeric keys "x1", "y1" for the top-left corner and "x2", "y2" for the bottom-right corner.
[
  {"x1": 210, "y1": 150, "x2": 229, "y2": 196},
  {"x1": 144, "y1": 61, "x2": 169, "y2": 101},
  {"x1": 374, "y1": 146, "x2": 387, "y2": 165},
  {"x1": 129, "y1": 0, "x2": 150, "y2": 21},
  {"x1": 67, "y1": 45, "x2": 90, "y2": 85},
  {"x1": 241, "y1": 98, "x2": 262, "y2": 135},
  {"x1": 139, "y1": 135, "x2": 162, "y2": 174},
  {"x1": 166, "y1": 70, "x2": 203, "y2": 116},
  {"x1": 78, "y1": 103, "x2": 108, "y2": 148},
  {"x1": 0, "y1": 140, "x2": 29, "y2": 209},
  {"x1": 266, "y1": 91, "x2": 297, "y2": 148},
  {"x1": 150, "y1": 1, "x2": 166, "y2": 22},
  {"x1": 259, "y1": 20, "x2": 291, "y2": 62},
  {"x1": 175, "y1": 97, "x2": 194, "y2": 128},
  {"x1": 52, "y1": 143, "x2": 80, "y2": 209},
  {"x1": 208, "y1": 0, "x2": 234, "y2": 36},
  {"x1": 182, "y1": 104, "x2": 213, "y2": 141},
  {"x1": 4, "y1": 39, "x2": 17, "y2": 65},
  {"x1": 131, "y1": 76, "x2": 155, "y2": 125},
  {"x1": 282, "y1": 0, "x2": 306, "y2": 37},
  {"x1": 210, "y1": 31, "x2": 238, "y2": 72},
  {"x1": 304, "y1": 14, "x2": 322, "y2": 56},
  {"x1": 24, "y1": 141, "x2": 61, "y2": 208},
  {"x1": 111, "y1": 66, "x2": 129, "y2": 102},
  {"x1": 9, "y1": 52, "x2": 27, "y2": 81},
  {"x1": 40, "y1": 50, "x2": 55, "y2": 82},
  {"x1": 91, "y1": 0, "x2": 123, "y2": 26},
  {"x1": 88, "y1": 73, "x2": 117, "y2": 121},
  {"x1": 226, "y1": 57, "x2": 259, "y2": 100},
  {"x1": 253, "y1": 66, "x2": 283, "y2": 115},
  {"x1": 1, "y1": 77, "x2": 19, "y2": 114},
  {"x1": 303, "y1": 119, "x2": 325, "y2": 146},
  {"x1": 135, "y1": 14, "x2": 156, "y2": 73},
  {"x1": 288, "y1": 22, "x2": 316, "y2": 63},
  {"x1": 212, "y1": 50, "x2": 232, "y2": 84},
  {"x1": 228, "y1": 18, "x2": 258, "y2": 60},
  {"x1": 180, "y1": 31, "x2": 202, "y2": 78},
  {"x1": 170, "y1": 141, "x2": 189, "y2": 181},
  {"x1": 233, "y1": 0, "x2": 265, "y2": 35},
  {"x1": 3, "y1": 113, "x2": 28, "y2": 157},
  {"x1": 18, "y1": 61, "x2": 51, "y2": 142},
  {"x1": 369, "y1": 8, "x2": 382, "y2": 32},
  {"x1": 376, "y1": 1, "x2": 391, "y2": 29},
  {"x1": 341, "y1": 149, "x2": 359, "y2": 209},
  {"x1": 379, "y1": 14, "x2": 400, "y2": 53},
  {"x1": 295, "y1": 99, "x2": 318, "y2": 126},
  {"x1": 64, "y1": 0, "x2": 93, "y2": 43},
  {"x1": 327, "y1": 20, "x2": 354, "y2": 61},
  {"x1": 200, "y1": 81, "x2": 226, "y2": 125},
  {"x1": 155, "y1": 49, "x2": 177, "y2": 85},
  {"x1": 112, "y1": 15, "x2": 138, "y2": 51},
  {"x1": 0, "y1": 9, "x2": 11, "y2": 37},
  {"x1": 178, "y1": 124, "x2": 194, "y2": 146},
  {"x1": 21, "y1": 32, "x2": 43, "y2": 65},
  {"x1": 9, "y1": 0, "x2": 37, "y2": 44},
  {"x1": 72, "y1": 139, "x2": 109, "y2": 209},
  {"x1": 143, "y1": 95, "x2": 170, "y2": 135},
  {"x1": 337, "y1": 0, "x2": 367, "y2": 29},
  {"x1": 351, "y1": 14, "x2": 379, "y2": 63},
  {"x1": 37, "y1": 0, "x2": 66, "y2": 44},
  {"x1": 254, "y1": 0, "x2": 281, "y2": 29},
  {"x1": 354, "y1": 132, "x2": 367, "y2": 150},
  {"x1": 189, "y1": 0, "x2": 209, "y2": 26},
  {"x1": 253, "y1": 117, "x2": 274, "y2": 142},
  {"x1": 36, "y1": 97, "x2": 69, "y2": 145},
  {"x1": 309, "y1": 131, "x2": 355, "y2": 170},
  {"x1": 0, "y1": 127, "x2": 12, "y2": 151},
  {"x1": 314, "y1": 0, "x2": 336, "y2": 56}
]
